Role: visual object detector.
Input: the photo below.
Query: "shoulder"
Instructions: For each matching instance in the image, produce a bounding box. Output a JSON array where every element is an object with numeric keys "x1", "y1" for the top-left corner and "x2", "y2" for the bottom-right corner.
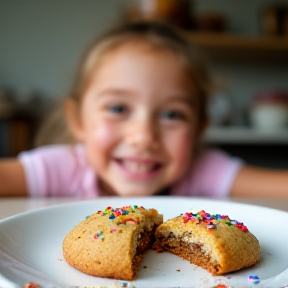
[
  {"x1": 18, "y1": 144, "x2": 86, "y2": 164},
  {"x1": 170, "y1": 148, "x2": 244, "y2": 197},
  {"x1": 19, "y1": 143, "x2": 84, "y2": 156},
  {"x1": 18, "y1": 143, "x2": 89, "y2": 177},
  {"x1": 194, "y1": 148, "x2": 241, "y2": 167},
  {"x1": 194, "y1": 148, "x2": 244, "y2": 185},
  {"x1": 17, "y1": 144, "x2": 92, "y2": 197}
]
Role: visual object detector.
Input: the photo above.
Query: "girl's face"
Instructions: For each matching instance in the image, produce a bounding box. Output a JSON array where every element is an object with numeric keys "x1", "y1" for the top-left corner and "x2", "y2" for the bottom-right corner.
[{"x1": 73, "y1": 44, "x2": 202, "y2": 196}]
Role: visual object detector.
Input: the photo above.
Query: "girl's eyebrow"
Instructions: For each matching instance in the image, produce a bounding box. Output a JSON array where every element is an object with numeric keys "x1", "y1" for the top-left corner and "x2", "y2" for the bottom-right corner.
[
  {"x1": 96, "y1": 88, "x2": 197, "y2": 107},
  {"x1": 165, "y1": 93, "x2": 198, "y2": 107},
  {"x1": 97, "y1": 88, "x2": 134, "y2": 98}
]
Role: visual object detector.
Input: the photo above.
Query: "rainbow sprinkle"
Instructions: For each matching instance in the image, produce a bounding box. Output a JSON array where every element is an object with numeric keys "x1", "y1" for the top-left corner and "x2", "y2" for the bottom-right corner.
[
  {"x1": 97, "y1": 205, "x2": 145, "y2": 219},
  {"x1": 214, "y1": 284, "x2": 229, "y2": 288},
  {"x1": 24, "y1": 283, "x2": 41, "y2": 288},
  {"x1": 92, "y1": 205, "x2": 146, "y2": 239},
  {"x1": 183, "y1": 210, "x2": 249, "y2": 232},
  {"x1": 248, "y1": 274, "x2": 260, "y2": 284},
  {"x1": 110, "y1": 227, "x2": 118, "y2": 233},
  {"x1": 94, "y1": 230, "x2": 104, "y2": 240}
]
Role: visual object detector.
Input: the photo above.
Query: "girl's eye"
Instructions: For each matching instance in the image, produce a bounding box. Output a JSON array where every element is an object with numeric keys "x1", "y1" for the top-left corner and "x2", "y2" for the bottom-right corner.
[
  {"x1": 107, "y1": 104, "x2": 127, "y2": 114},
  {"x1": 161, "y1": 110, "x2": 185, "y2": 120}
]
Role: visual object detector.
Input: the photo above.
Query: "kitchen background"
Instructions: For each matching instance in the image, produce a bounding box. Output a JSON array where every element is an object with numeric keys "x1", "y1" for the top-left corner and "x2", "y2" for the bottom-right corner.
[{"x1": 0, "y1": 0, "x2": 287, "y2": 168}]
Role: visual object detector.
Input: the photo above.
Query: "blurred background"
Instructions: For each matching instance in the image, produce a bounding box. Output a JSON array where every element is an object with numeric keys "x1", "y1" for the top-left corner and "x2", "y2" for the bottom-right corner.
[{"x1": 0, "y1": 0, "x2": 287, "y2": 168}]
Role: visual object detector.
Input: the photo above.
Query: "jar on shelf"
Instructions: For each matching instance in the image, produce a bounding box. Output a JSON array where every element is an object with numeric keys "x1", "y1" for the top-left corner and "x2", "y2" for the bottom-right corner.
[
  {"x1": 125, "y1": 0, "x2": 194, "y2": 29},
  {"x1": 250, "y1": 90, "x2": 288, "y2": 130},
  {"x1": 208, "y1": 91, "x2": 234, "y2": 126},
  {"x1": 262, "y1": 5, "x2": 288, "y2": 36}
]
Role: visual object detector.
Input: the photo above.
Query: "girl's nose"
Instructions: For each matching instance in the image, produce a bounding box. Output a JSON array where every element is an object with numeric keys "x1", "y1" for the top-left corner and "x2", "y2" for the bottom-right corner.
[{"x1": 125, "y1": 117, "x2": 160, "y2": 151}]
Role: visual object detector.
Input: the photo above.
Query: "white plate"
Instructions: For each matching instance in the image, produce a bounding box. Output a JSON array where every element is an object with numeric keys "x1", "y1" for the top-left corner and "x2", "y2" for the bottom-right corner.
[{"x1": 0, "y1": 196, "x2": 288, "y2": 288}]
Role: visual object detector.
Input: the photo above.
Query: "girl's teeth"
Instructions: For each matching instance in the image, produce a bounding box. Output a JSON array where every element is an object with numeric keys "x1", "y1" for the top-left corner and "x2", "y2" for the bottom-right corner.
[{"x1": 122, "y1": 160, "x2": 155, "y2": 173}]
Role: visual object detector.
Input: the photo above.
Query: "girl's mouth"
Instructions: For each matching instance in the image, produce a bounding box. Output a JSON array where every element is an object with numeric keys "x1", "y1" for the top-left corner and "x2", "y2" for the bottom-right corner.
[{"x1": 114, "y1": 158, "x2": 163, "y2": 180}]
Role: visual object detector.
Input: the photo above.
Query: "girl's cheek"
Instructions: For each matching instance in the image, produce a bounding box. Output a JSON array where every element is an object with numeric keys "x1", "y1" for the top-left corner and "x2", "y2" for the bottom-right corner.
[
  {"x1": 168, "y1": 130, "x2": 195, "y2": 161},
  {"x1": 90, "y1": 120, "x2": 118, "y2": 148}
]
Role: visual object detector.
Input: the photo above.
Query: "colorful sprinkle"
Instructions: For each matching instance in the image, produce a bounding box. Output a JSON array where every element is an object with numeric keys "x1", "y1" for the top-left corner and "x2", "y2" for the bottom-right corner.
[
  {"x1": 94, "y1": 230, "x2": 104, "y2": 240},
  {"x1": 119, "y1": 280, "x2": 131, "y2": 288},
  {"x1": 110, "y1": 227, "x2": 117, "y2": 233},
  {"x1": 183, "y1": 210, "x2": 249, "y2": 232},
  {"x1": 24, "y1": 283, "x2": 41, "y2": 288},
  {"x1": 124, "y1": 217, "x2": 139, "y2": 224},
  {"x1": 207, "y1": 223, "x2": 217, "y2": 230},
  {"x1": 213, "y1": 278, "x2": 231, "y2": 288},
  {"x1": 214, "y1": 284, "x2": 229, "y2": 288},
  {"x1": 248, "y1": 274, "x2": 260, "y2": 284},
  {"x1": 97, "y1": 205, "x2": 145, "y2": 219}
]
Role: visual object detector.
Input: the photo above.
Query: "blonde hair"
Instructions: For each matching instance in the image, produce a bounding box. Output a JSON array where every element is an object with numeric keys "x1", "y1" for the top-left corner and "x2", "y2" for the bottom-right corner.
[{"x1": 35, "y1": 20, "x2": 212, "y2": 147}]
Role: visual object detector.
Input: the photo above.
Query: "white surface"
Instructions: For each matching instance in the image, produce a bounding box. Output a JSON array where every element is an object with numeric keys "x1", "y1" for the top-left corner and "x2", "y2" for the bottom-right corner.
[{"x1": 0, "y1": 197, "x2": 288, "y2": 288}]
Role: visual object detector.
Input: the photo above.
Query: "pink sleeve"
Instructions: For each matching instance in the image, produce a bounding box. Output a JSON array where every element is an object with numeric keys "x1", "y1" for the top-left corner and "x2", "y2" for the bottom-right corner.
[
  {"x1": 170, "y1": 149, "x2": 243, "y2": 198},
  {"x1": 17, "y1": 144, "x2": 99, "y2": 198}
]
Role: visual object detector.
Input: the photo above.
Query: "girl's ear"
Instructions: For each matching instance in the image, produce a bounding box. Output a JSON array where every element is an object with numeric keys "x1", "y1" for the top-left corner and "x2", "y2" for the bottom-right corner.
[{"x1": 65, "y1": 98, "x2": 85, "y2": 142}]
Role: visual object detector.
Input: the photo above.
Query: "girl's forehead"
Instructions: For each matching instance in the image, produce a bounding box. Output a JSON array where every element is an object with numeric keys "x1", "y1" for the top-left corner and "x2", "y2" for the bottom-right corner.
[
  {"x1": 93, "y1": 43, "x2": 192, "y2": 85},
  {"x1": 99, "y1": 39, "x2": 184, "y2": 64},
  {"x1": 92, "y1": 44, "x2": 194, "y2": 89},
  {"x1": 85, "y1": 45, "x2": 199, "y2": 107}
]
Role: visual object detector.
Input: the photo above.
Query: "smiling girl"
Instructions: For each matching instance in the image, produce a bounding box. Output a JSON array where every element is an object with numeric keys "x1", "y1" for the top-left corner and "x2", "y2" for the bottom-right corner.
[{"x1": 0, "y1": 21, "x2": 287, "y2": 197}]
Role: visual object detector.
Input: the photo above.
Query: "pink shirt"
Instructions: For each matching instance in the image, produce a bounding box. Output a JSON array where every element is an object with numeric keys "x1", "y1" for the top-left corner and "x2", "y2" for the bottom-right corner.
[{"x1": 18, "y1": 144, "x2": 243, "y2": 198}]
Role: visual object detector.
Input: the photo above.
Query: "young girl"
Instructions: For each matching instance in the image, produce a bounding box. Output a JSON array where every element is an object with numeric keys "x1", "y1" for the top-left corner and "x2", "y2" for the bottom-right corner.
[{"x1": 0, "y1": 21, "x2": 287, "y2": 197}]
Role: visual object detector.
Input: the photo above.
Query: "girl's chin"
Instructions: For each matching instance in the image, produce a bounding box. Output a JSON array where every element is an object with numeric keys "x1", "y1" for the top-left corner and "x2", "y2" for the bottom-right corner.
[
  {"x1": 113, "y1": 188, "x2": 157, "y2": 197},
  {"x1": 99, "y1": 179, "x2": 157, "y2": 197},
  {"x1": 116, "y1": 192, "x2": 153, "y2": 197}
]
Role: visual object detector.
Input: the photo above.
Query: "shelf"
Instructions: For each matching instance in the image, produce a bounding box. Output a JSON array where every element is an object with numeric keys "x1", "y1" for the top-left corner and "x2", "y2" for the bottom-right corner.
[
  {"x1": 185, "y1": 32, "x2": 288, "y2": 62},
  {"x1": 202, "y1": 127, "x2": 288, "y2": 144}
]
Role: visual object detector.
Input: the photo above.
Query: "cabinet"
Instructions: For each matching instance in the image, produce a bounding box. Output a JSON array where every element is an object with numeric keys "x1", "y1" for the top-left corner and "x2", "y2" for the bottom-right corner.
[{"x1": 0, "y1": 116, "x2": 38, "y2": 157}]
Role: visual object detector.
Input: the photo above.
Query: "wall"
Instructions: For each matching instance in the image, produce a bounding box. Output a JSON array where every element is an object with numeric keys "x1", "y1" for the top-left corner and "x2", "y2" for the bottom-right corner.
[
  {"x1": 1, "y1": 0, "x2": 287, "y2": 102},
  {"x1": 0, "y1": 1, "x2": 128, "y2": 99}
]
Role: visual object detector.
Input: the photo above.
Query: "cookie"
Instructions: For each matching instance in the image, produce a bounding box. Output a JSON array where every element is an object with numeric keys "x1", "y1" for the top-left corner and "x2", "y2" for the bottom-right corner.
[
  {"x1": 63, "y1": 205, "x2": 163, "y2": 280},
  {"x1": 153, "y1": 210, "x2": 260, "y2": 275}
]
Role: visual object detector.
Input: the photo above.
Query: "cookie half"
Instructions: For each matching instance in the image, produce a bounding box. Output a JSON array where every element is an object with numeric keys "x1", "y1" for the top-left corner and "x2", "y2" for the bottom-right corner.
[
  {"x1": 63, "y1": 205, "x2": 163, "y2": 280},
  {"x1": 153, "y1": 210, "x2": 260, "y2": 275}
]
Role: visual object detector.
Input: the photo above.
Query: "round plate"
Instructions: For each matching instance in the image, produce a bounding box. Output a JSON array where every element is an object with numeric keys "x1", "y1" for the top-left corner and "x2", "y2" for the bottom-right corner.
[{"x1": 0, "y1": 196, "x2": 288, "y2": 287}]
